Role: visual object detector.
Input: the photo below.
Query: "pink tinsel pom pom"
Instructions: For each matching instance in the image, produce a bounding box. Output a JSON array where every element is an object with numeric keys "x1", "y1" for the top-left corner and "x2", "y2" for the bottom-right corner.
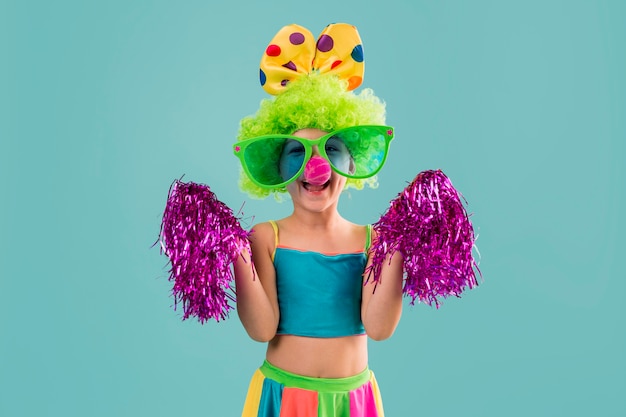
[
  {"x1": 367, "y1": 170, "x2": 480, "y2": 307},
  {"x1": 158, "y1": 179, "x2": 251, "y2": 323}
]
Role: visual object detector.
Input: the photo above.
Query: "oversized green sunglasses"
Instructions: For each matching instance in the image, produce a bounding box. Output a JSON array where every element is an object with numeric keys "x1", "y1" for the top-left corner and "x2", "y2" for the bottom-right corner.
[{"x1": 233, "y1": 125, "x2": 394, "y2": 189}]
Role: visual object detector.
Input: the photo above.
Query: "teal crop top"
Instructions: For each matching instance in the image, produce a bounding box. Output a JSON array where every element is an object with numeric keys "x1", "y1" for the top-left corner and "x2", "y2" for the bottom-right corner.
[{"x1": 269, "y1": 221, "x2": 370, "y2": 338}]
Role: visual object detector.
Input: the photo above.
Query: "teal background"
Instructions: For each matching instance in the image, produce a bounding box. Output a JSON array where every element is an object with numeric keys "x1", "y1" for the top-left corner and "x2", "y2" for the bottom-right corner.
[{"x1": 2, "y1": 0, "x2": 624, "y2": 415}]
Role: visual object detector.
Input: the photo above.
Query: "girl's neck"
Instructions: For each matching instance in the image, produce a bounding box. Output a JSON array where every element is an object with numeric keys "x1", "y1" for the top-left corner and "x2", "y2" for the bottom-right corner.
[{"x1": 288, "y1": 206, "x2": 344, "y2": 230}]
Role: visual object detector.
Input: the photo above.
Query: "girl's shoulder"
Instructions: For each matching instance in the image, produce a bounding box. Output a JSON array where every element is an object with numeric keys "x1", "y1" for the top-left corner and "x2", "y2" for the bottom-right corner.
[
  {"x1": 250, "y1": 221, "x2": 277, "y2": 243},
  {"x1": 249, "y1": 221, "x2": 279, "y2": 255}
]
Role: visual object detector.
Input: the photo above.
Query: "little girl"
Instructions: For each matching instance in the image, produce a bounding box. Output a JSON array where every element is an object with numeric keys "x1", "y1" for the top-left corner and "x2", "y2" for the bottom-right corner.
[
  {"x1": 159, "y1": 21, "x2": 478, "y2": 416},
  {"x1": 232, "y1": 23, "x2": 402, "y2": 417}
]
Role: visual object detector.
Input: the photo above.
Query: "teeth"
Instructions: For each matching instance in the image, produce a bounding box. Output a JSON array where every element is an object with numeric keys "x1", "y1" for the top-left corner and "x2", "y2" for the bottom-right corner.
[{"x1": 303, "y1": 181, "x2": 329, "y2": 192}]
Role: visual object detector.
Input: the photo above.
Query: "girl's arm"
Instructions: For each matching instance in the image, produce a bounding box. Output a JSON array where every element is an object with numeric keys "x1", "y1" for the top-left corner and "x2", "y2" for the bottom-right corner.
[
  {"x1": 361, "y1": 230, "x2": 404, "y2": 341},
  {"x1": 234, "y1": 222, "x2": 280, "y2": 342}
]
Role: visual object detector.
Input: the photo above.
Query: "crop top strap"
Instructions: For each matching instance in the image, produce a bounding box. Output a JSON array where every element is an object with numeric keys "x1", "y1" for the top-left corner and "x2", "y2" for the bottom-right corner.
[
  {"x1": 268, "y1": 220, "x2": 279, "y2": 261},
  {"x1": 268, "y1": 220, "x2": 370, "y2": 257}
]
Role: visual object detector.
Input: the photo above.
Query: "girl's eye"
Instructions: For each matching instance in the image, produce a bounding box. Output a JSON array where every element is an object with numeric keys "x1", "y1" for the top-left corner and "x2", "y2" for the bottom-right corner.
[
  {"x1": 326, "y1": 138, "x2": 346, "y2": 154},
  {"x1": 290, "y1": 146, "x2": 304, "y2": 154},
  {"x1": 283, "y1": 141, "x2": 305, "y2": 155}
]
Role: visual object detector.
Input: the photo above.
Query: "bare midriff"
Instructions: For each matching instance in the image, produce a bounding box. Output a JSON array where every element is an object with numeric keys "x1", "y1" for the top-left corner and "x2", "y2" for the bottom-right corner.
[{"x1": 265, "y1": 334, "x2": 368, "y2": 378}]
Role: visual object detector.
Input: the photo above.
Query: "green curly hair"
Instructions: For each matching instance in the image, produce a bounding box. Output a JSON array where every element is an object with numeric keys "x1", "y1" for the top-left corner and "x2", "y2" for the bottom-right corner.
[{"x1": 236, "y1": 73, "x2": 387, "y2": 199}]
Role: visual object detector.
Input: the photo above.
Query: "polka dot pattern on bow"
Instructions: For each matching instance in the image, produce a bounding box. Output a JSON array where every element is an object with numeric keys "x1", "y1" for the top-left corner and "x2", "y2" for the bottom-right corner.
[{"x1": 259, "y1": 23, "x2": 365, "y2": 95}]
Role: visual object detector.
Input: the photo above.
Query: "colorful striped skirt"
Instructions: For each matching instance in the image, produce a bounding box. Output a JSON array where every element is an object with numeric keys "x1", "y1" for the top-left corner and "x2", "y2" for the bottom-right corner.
[{"x1": 241, "y1": 360, "x2": 384, "y2": 417}]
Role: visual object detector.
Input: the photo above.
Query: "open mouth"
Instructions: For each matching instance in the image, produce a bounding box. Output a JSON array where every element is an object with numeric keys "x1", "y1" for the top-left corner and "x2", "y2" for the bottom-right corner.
[{"x1": 302, "y1": 180, "x2": 330, "y2": 192}]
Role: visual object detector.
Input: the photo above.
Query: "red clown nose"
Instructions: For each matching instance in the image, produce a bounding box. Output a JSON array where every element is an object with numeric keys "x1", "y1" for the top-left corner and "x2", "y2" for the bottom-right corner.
[{"x1": 304, "y1": 156, "x2": 331, "y2": 185}]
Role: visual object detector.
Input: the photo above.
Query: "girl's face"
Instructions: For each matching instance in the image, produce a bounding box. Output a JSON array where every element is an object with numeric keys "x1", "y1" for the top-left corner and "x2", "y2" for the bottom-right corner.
[{"x1": 283, "y1": 128, "x2": 349, "y2": 213}]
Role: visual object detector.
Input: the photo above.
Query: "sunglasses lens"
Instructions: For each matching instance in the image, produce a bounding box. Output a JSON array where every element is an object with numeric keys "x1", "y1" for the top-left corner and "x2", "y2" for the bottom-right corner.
[
  {"x1": 328, "y1": 126, "x2": 391, "y2": 177},
  {"x1": 242, "y1": 137, "x2": 288, "y2": 187},
  {"x1": 278, "y1": 139, "x2": 307, "y2": 183}
]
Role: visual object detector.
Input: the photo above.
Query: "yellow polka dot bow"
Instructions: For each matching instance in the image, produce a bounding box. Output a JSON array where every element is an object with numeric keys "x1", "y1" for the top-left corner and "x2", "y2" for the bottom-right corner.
[{"x1": 259, "y1": 23, "x2": 364, "y2": 95}]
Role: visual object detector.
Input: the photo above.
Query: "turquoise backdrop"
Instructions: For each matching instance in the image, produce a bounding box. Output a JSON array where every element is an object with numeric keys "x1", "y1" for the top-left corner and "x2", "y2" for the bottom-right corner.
[{"x1": 2, "y1": 0, "x2": 624, "y2": 416}]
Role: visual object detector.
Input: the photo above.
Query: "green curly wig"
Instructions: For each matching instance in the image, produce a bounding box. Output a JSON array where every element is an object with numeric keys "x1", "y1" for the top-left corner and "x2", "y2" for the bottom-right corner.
[{"x1": 236, "y1": 73, "x2": 387, "y2": 199}]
